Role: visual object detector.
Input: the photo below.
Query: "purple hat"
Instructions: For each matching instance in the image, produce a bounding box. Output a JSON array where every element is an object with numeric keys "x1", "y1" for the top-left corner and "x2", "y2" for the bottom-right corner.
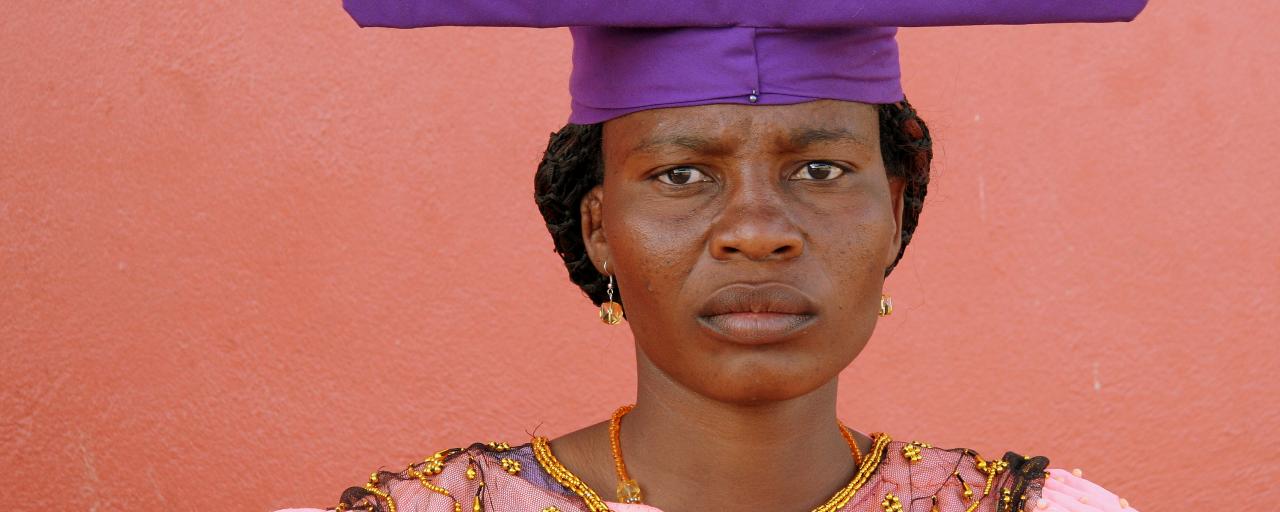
[{"x1": 343, "y1": 1, "x2": 1147, "y2": 124}]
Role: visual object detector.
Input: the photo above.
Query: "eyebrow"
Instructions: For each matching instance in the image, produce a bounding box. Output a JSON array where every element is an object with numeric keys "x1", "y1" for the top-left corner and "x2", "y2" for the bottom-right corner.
[
  {"x1": 785, "y1": 127, "x2": 875, "y2": 151},
  {"x1": 628, "y1": 126, "x2": 874, "y2": 156},
  {"x1": 630, "y1": 133, "x2": 721, "y2": 155}
]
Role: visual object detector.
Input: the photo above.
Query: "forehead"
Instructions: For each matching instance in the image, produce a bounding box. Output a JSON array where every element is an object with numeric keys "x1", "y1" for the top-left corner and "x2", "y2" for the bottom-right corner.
[{"x1": 601, "y1": 100, "x2": 879, "y2": 156}]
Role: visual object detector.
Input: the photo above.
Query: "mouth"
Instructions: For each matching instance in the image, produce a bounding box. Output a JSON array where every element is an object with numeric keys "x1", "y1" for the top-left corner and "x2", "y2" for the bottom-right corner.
[{"x1": 696, "y1": 283, "x2": 818, "y2": 345}]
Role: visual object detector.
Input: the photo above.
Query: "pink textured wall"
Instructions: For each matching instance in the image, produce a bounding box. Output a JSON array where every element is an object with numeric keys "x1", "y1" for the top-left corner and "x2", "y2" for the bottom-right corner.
[{"x1": 2, "y1": 2, "x2": 1276, "y2": 510}]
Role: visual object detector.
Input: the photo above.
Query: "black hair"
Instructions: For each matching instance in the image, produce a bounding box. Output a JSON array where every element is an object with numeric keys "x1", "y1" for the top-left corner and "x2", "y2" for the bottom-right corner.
[{"x1": 533, "y1": 100, "x2": 933, "y2": 306}]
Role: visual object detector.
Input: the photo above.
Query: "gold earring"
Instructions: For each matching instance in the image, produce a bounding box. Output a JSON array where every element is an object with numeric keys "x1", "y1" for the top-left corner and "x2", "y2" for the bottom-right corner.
[
  {"x1": 599, "y1": 261, "x2": 624, "y2": 325},
  {"x1": 879, "y1": 294, "x2": 894, "y2": 317}
]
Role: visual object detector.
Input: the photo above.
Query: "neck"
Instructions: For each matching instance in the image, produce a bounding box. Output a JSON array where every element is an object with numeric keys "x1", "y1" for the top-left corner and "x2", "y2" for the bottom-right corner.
[{"x1": 619, "y1": 349, "x2": 860, "y2": 512}]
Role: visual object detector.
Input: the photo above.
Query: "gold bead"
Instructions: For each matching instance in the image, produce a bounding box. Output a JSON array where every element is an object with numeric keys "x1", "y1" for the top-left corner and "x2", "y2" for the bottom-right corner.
[
  {"x1": 473, "y1": 495, "x2": 483, "y2": 512},
  {"x1": 881, "y1": 492, "x2": 903, "y2": 512},
  {"x1": 541, "y1": 508, "x2": 561, "y2": 512},
  {"x1": 465, "y1": 463, "x2": 477, "y2": 480},
  {"x1": 486, "y1": 441, "x2": 511, "y2": 452},
  {"x1": 902, "y1": 441, "x2": 926, "y2": 463},
  {"x1": 500, "y1": 457, "x2": 522, "y2": 475},
  {"x1": 903, "y1": 446, "x2": 920, "y2": 462}
]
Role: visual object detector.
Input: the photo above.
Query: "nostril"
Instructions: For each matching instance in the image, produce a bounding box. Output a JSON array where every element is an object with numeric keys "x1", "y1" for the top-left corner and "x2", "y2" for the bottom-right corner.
[{"x1": 772, "y1": 245, "x2": 798, "y2": 256}]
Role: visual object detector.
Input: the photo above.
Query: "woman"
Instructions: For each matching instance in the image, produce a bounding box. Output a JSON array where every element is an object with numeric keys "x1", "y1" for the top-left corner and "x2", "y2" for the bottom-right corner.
[{"x1": 287, "y1": 2, "x2": 1148, "y2": 511}]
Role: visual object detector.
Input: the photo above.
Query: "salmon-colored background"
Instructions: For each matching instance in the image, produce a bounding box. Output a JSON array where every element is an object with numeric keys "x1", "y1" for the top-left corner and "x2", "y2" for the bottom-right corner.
[{"x1": 2, "y1": 2, "x2": 1277, "y2": 510}]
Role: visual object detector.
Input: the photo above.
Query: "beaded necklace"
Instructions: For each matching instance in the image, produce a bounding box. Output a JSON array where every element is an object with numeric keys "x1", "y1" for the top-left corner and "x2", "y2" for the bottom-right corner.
[
  {"x1": 608, "y1": 404, "x2": 865, "y2": 504},
  {"x1": 530, "y1": 406, "x2": 890, "y2": 512}
]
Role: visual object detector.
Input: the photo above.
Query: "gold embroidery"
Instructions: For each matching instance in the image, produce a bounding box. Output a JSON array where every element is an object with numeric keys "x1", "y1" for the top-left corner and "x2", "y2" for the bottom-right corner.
[
  {"x1": 362, "y1": 481, "x2": 397, "y2": 512},
  {"x1": 901, "y1": 440, "x2": 932, "y2": 463},
  {"x1": 881, "y1": 492, "x2": 903, "y2": 512},
  {"x1": 486, "y1": 441, "x2": 511, "y2": 452},
  {"x1": 964, "y1": 456, "x2": 1009, "y2": 512}
]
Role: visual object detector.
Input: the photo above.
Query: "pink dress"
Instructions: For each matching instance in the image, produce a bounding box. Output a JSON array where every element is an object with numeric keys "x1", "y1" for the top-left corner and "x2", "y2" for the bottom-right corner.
[{"x1": 279, "y1": 435, "x2": 1138, "y2": 512}]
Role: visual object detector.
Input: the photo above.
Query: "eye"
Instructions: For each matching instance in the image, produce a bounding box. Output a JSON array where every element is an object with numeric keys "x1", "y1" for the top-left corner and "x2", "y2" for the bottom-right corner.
[
  {"x1": 656, "y1": 167, "x2": 713, "y2": 185},
  {"x1": 791, "y1": 161, "x2": 846, "y2": 181}
]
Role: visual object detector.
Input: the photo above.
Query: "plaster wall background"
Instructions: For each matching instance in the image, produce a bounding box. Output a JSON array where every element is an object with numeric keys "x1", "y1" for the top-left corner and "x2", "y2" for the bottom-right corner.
[{"x1": 2, "y1": 2, "x2": 1277, "y2": 510}]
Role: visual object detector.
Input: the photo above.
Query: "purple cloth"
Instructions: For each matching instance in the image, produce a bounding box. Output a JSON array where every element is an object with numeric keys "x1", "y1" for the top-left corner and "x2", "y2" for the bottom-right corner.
[
  {"x1": 342, "y1": 1, "x2": 1148, "y2": 123},
  {"x1": 341, "y1": 1, "x2": 1147, "y2": 29},
  {"x1": 567, "y1": 26, "x2": 901, "y2": 124}
]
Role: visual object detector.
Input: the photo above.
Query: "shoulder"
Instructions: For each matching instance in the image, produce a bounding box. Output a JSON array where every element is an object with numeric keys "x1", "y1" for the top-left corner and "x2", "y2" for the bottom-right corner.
[
  {"x1": 311, "y1": 440, "x2": 585, "y2": 512},
  {"x1": 879, "y1": 439, "x2": 1052, "y2": 512},
  {"x1": 878, "y1": 438, "x2": 1136, "y2": 512}
]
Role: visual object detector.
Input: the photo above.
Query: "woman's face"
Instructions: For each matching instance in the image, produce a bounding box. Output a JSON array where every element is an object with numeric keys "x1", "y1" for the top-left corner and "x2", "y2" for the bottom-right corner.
[{"x1": 583, "y1": 100, "x2": 904, "y2": 404}]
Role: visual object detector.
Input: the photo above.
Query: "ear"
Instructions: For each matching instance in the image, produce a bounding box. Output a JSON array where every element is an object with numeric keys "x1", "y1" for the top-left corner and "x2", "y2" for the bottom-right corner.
[
  {"x1": 884, "y1": 177, "x2": 906, "y2": 270},
  {"x1": 580, "y1": 185, "x2": 609, "y2": 273}
]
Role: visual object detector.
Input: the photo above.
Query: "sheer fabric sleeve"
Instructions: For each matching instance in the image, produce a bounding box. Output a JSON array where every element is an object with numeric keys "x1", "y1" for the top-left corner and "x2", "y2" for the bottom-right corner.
[{"x1": 1036, "y1": 468, "x2": 1139, "y2": 512}]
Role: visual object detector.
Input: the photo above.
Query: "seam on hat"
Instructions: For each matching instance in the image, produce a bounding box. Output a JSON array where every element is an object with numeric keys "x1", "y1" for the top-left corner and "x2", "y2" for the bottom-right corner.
[
  {"x1": 750, "y1": 27, "x2": 762, "y2": 98},
  {"x1": 568, "y1": 94, "x2": 835, "y2": 124}
]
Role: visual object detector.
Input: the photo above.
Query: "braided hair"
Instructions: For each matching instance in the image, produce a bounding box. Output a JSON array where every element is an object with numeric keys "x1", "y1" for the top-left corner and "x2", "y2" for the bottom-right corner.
[{"x1": 533, "y1": 100, "x2": 933, "y2": 306}]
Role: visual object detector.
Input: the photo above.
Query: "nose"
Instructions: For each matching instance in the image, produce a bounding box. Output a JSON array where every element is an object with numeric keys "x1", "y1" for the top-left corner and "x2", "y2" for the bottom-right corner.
[{"x1": 709, "y1": 186, "x2": 805, "y2": 262}]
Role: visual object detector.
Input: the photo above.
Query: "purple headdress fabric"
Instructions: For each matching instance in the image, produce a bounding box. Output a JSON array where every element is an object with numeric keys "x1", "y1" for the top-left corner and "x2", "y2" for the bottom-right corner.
[{"x1": 342, "y1": 1, "x2": 1148, "y2": 123}]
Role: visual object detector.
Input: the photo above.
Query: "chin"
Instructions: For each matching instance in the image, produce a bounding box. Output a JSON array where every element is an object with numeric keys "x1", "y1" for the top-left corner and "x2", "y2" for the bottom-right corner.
[
  {"x1": 633, "y1": 319, "x2": 868, "y2": 405},
  {"x1": 685, "y1": 352, "x2": 841, "y2": 405}
]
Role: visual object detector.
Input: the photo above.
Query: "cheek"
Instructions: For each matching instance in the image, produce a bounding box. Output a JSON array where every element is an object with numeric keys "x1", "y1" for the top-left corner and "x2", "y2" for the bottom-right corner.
[
  {"x1": 601, "y1": 189, "x2": 707, "y2": 310},
  {"x1": 807, "y1": 192, "x2": 897, "y2": 279}
]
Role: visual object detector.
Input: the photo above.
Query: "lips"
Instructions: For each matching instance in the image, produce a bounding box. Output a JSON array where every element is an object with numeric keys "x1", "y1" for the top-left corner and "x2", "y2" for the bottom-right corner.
[{"x1": 696, "y1": 283, "x2": 818, "y2": 345}]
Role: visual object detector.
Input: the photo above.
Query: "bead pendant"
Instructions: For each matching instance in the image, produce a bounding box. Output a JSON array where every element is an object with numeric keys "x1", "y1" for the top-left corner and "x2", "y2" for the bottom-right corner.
[
  {"x1": 616, "y1": 478, "x2": 643, "y2": 504},
  {"x1": 879, "y1": 294, "x2": 894, "y2": 317},
  {"x1": 599, "y1": 301, "x2": 624, "y2": 325}
]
